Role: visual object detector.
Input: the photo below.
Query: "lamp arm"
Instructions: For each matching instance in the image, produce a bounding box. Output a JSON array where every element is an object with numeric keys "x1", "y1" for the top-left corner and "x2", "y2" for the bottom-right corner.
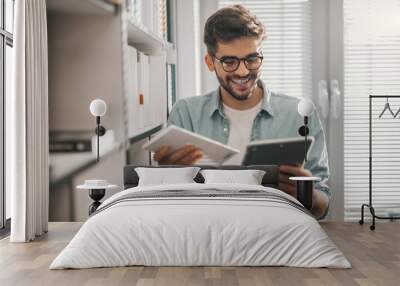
[
  {"x1": 97, "y1": 117, "x2": 100, "y2": 162},
  {"x1": 304, "y1": 116, "x2": 308, "y2": 162}
]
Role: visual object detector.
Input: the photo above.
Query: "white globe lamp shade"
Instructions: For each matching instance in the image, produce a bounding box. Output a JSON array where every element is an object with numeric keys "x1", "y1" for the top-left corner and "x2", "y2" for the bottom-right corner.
[
  {"x1": 89, "y1": 99, "x2": 107, "y2": 117},
  {"x1": 297, "y1": 98, "x2": 314, "y2": 117}
]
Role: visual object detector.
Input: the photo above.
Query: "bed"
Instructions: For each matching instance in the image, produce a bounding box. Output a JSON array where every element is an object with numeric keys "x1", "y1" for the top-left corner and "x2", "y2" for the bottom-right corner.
[{"x1": 50, "y1": 165, "x2": 350, "y2": 269}]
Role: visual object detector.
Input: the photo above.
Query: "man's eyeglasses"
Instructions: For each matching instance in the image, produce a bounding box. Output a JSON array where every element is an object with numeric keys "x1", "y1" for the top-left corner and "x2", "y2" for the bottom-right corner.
[{"x1": 213, "y1": 54, "x2": 264, "y2": 72}]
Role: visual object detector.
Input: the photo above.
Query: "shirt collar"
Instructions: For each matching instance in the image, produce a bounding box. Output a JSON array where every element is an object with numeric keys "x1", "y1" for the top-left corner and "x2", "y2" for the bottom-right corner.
[{"x1": 208, "y1": 80, "x2": 275, "y2": 118}]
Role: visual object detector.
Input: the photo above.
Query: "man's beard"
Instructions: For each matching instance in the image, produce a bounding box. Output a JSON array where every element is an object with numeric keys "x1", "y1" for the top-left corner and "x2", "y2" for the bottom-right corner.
[{"x1": 216, "y1": 71, "x2": 258, "y2": 101}]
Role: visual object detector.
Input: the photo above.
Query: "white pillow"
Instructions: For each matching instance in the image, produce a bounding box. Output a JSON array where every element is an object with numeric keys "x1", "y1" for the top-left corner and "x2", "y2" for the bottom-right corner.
[
  {"x1": 135, "y1": 167, "x2": 201, "y2": 186},
  {"x1": 200, "y1": 169, "x2": 266, "y2": 185}
]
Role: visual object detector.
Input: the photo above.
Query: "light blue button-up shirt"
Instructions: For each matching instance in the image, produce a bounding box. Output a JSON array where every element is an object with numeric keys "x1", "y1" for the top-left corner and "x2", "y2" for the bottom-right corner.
[{"x1": 168, "y1": 80, "x2": 331, "y2": 210}]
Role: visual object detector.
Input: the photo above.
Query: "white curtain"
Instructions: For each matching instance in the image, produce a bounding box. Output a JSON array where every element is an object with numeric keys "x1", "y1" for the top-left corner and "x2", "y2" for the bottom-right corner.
[{"x1": 9, "y1": 0, "x2": 49, "y2": 242}]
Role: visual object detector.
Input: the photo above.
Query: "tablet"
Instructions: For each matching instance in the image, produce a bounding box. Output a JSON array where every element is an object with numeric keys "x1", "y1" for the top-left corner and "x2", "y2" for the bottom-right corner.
[
  {"x1": 142, "y1": 125, "x2": 239, "y2": 164},
  {"x1": 242, "y1": 136, "x2": 314, "y2": 166}
]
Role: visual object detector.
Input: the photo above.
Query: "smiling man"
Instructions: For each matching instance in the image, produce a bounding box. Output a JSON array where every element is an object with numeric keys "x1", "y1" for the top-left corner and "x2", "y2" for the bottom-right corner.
[{"x1": 154, "y1": 5, "x2": 330, "y2": 219}]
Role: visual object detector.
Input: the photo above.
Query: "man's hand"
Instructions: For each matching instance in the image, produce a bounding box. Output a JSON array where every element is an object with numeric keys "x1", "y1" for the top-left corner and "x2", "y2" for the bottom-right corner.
[
  {"x1": 279, "y1": 164, "x2": 329, "y2": 219},
  {"x1": 153, "y1": 144, "x2": 203, "y2": 165}
]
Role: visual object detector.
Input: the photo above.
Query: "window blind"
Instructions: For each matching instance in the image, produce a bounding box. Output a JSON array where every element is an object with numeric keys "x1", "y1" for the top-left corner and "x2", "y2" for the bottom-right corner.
[
  {"x1": 218, "y1": 0, "x2": 312, "y2": 98},
  {"x1": 344, "y1": 0, "x2": 400, "y2": 221}
]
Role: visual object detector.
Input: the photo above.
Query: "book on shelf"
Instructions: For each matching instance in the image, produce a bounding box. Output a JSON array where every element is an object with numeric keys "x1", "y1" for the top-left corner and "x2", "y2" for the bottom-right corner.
[
  {"x1": 49, "y1": 131, "x2": 93, "y2": 153},
  {"x1": 50, "y1": 140, "x2": 92, "y2": 153},
  {"x1": 126, "y1": 46, "x2": 139, "y2": 138},
  {"x1": 152, "y1": 0, "x2": 161, "y2": 38},
  {"x1": 129, "y1": 0, "x2": 169, "y2": 40},
  {"x1": 159, "y1": 0, "x2": 168, "y2": 40},
  {"x1": 140, "y1": 0, "x2": 153, "y2": 32},
  {"x1": 137, "y1": 51, "x2": 150, "y2": 130},
  {"x1": 166, "y1": 63, "x2": 176, "y2": 117},
  {"x1": 130, "y1": 0, "x2": 142, "y2": 23},
  {"x1": 148, "y1": 54, "x2": 166, "y2": 126},
  {"x1": 127, "y1": 48, "x2": 164, "y2": 138}
]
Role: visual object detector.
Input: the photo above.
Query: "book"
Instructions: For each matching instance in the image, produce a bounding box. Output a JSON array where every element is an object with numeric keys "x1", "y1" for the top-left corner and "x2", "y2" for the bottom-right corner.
[
  {"x1": 50, "y1": 140, "x2": 92, "y2": 153},
  {"x1": 142, "y1": 125, "x2": 239, "y2": 164},
  {"x1": 126, "y1": 46, "x2": 139, "y2": 138},
  {"x1": 166, "y1": 63, "x2": 176, "y2": 117},
  {"x1": 242, "y1": 137, "x2": 314, "y2": 166},
  {"x1": 137, "y1": 52, "x2": 149, "y2": 130},
  {"x1": 50, "y1": 131, "x2": 92, "y2": 153}
]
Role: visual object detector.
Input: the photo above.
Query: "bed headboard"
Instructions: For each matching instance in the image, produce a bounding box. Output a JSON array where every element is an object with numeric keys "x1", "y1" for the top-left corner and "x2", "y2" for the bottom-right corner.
[{"x1": 123, "y1": 165, "x2": 279, "y2": 189}]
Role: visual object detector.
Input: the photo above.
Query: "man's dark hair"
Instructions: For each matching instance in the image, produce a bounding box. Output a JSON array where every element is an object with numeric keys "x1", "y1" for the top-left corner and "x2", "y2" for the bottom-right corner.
[{"x1": 204, "y1": 5, "x2": 266, "y2": 56}]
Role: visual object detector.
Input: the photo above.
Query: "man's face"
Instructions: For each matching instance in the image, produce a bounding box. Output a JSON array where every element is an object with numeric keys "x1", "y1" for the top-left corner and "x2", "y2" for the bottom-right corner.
[{"x1": 205, "y1": 37, "x2": 263, "y2": 101}]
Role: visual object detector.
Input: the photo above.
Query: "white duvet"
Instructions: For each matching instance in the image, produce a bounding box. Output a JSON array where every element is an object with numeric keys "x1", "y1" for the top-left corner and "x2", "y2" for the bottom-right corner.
[{"x1": 50, "y1": 183, "x2": 351, "y2": 269}]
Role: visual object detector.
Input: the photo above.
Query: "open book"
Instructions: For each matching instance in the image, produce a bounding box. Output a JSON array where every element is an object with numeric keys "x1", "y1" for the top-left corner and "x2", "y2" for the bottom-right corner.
[{"x1": 142, "y1": 125, "x2": 239, "y2": 164}]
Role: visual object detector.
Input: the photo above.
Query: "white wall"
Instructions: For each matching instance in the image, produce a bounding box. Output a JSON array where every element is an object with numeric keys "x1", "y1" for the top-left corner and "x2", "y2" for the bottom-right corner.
[
  {"x1": 199, "y1": 0, "x2": 219, "y2": 95},
  {"x1": 174, "y1": 0, "x2": 221, "y2": 99},
  {"x1": 175, "y1": 0, "x2": 203, "y2": 98},
  {"x1": 326, "y1": 0, "x2": 344, "y2": 221},
  {"x1": 48, "y1": 14, "x2": 125, "y2": 143}
]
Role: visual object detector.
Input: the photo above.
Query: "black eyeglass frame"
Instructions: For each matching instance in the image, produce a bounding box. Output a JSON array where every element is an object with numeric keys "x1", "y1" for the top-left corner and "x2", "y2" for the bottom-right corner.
[{"x1": 213, "y1": 53, "x2": 264, "y2": 72}]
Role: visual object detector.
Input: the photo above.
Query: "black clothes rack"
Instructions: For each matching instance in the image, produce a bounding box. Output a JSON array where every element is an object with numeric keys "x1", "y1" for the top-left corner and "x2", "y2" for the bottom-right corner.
[{"x1": 359, "y1": 95, "x2": 400, "y2": 230}]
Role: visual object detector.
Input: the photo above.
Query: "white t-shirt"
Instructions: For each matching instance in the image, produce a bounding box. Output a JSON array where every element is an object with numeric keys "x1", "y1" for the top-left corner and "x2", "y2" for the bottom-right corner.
[{"x1": 222, "y1": 101, "x2": 262, "y2": 165}]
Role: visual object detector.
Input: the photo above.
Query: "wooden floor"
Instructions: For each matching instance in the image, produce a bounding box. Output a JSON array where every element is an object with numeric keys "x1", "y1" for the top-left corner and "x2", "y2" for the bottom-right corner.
[{"x1": 0, "y1": 222, "x2": 399, "y2": 286}]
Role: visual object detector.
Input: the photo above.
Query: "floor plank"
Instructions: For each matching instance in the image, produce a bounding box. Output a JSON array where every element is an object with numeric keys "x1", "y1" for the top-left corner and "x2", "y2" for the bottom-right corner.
[{"x1": 0, "y1": 222, "x2": 399, "y2": 286}]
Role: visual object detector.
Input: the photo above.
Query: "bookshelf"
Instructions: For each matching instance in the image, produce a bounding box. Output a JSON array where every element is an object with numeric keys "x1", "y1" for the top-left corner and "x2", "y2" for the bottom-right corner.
[
  {"x1": 127, "y1": 19, "x2": 168, "y2": 54},
  {"x1": 46, "y1": 0, "x2": 117, "y2": 15},
  {"x1": 47, "y1": 0, "x2": 176, "y2": 152},
  {"x1": 46, "y1": 0, "x2": 177, "y2": 220},
  {"x1": 122, "y1": 0, "x2": 177, "y2": 147}
]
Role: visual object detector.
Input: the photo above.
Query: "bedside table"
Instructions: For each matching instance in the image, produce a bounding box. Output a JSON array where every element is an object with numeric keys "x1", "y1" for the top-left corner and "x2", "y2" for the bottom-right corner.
[
  {"x1": 289, "y1": 176, "x2": 321, "y2": 210},
  {"x1": 77, "y1": 179, "x2": 118, "y2": 215}
]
